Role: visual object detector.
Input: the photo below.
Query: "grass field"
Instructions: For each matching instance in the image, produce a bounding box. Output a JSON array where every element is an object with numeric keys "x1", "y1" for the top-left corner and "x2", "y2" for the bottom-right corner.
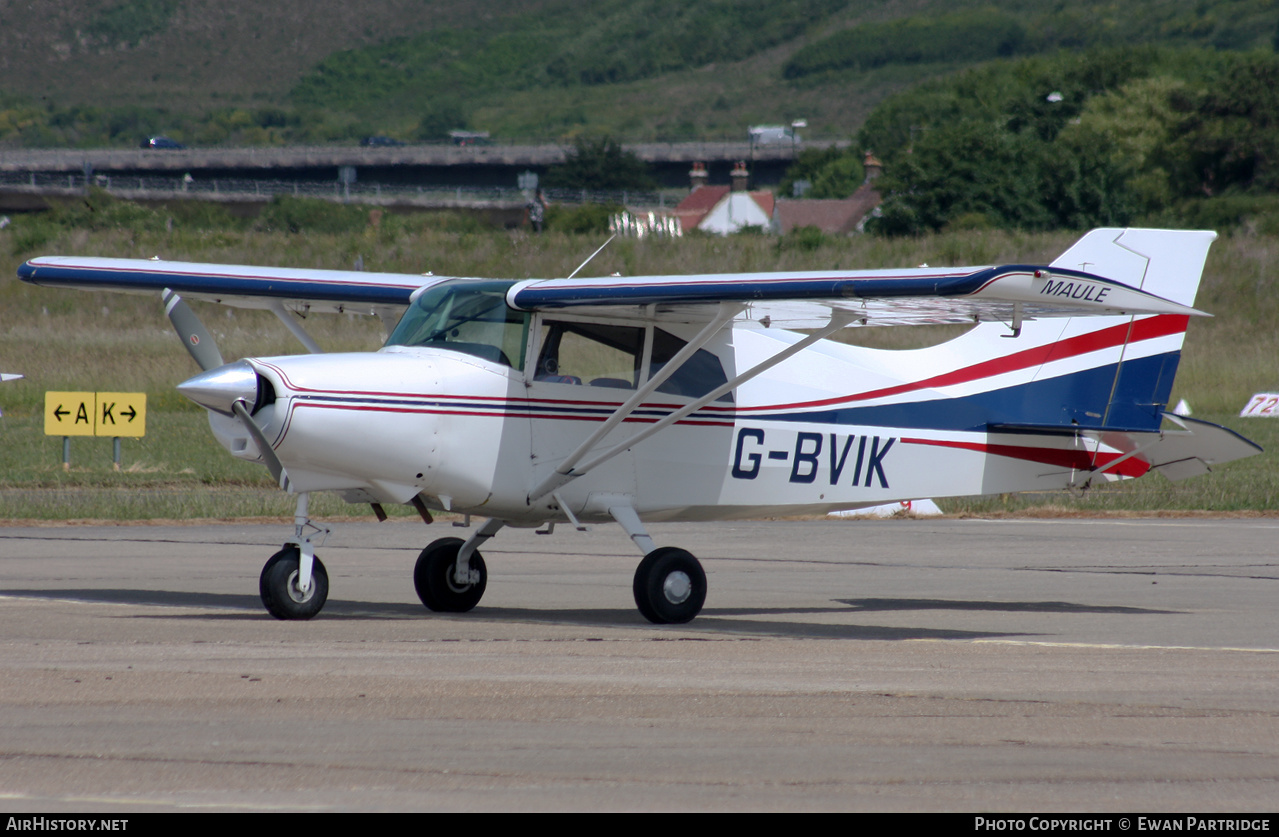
[{"x1": 2, "y1": 221, "x2": 1276, "y2": 520}]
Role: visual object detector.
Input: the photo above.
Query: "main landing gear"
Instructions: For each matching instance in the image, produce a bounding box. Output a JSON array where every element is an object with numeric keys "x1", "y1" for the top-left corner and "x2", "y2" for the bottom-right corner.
[
  {"x1": 610, "y1": 505, "x2": 707, "y2": 624},
  {"x1": 414, "y1": 537, "x2": 488, "y2": 612},
  {"x1": 412, "y1": 518, "x2": 501, "y2": 613},
  {"x1": 633, "y1": 546, "x2": 706, "y2": 624}
]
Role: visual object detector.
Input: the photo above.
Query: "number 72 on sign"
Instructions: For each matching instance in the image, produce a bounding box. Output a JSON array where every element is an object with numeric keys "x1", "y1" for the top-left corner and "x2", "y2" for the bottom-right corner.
[{"x1": 44, "y1": 391, "x2": 147, "y2": 437}]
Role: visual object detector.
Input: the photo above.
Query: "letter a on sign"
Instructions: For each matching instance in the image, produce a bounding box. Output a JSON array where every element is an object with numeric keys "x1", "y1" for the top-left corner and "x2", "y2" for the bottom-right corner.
[{"x1": 44, "y1": 391, "x2": 95, "y2": 436}]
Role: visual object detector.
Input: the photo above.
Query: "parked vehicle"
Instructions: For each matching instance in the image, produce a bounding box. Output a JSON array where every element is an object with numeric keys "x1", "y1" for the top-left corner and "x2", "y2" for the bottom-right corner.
[{"x1": 141, "y1": 136, "x2": 185, "y2": 150}]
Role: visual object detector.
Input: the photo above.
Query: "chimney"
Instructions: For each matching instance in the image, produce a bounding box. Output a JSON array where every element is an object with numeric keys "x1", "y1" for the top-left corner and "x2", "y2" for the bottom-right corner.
[
  {"x1": 689, "y1": 161, "x2": 708, "y2": 192},
  {"x1": 731, "y1": 160, "x2": 749, "y2": 192},
  {"x1": 863, "y1": 152, "x2": 883, "y2": 183}
]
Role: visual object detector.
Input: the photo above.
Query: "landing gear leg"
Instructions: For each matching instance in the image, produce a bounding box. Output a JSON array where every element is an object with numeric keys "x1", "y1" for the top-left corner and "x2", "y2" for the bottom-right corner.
[{"x1": 259, "y1": 492, "x2": 332, "y2": 620}]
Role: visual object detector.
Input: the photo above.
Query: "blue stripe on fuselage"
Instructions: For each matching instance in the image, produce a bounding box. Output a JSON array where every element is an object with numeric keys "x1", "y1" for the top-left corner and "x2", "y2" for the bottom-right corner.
[{"x1": 749, "y1": 352, "x2": 1180, "y2": 432}]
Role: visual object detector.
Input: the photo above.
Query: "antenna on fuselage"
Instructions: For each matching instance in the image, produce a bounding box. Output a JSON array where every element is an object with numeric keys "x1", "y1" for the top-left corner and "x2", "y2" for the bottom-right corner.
[{"x1": 566, "y1": 234, "x2": 617, "y2": 280}]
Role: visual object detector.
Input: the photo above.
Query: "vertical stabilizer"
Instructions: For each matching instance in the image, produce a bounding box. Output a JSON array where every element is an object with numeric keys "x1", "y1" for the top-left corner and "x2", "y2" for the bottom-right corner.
[
  {"x1": 1050, "y1": 228, "x2": 1216, "y2": 308},
  {"x1": 841, "y1": 229, "x2": 1219, "y2": 434},
  {"x1": 1038, "y1": 228, "x2": 1218, "y2": 429}
]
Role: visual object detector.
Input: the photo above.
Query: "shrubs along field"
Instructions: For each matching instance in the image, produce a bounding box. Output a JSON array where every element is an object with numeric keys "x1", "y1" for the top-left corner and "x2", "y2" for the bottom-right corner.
[{"x1": 1, "y1": 206, "x2": 1276, "y2": 519}]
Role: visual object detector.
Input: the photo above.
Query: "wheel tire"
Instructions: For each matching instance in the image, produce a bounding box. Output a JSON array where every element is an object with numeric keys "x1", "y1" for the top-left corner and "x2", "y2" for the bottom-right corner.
[
  {"x1": 633, "y1": 547, "x2": 706, "y2": 624},
  {"x1": 259, "y1": 547, "x2": 329, "y2": 620},
  {"x1": 414, "y1": 537, "x2": 487, "y2": 613},
  {"x1": 259, "y1": 547, "x2": 291, "y2": 610}
]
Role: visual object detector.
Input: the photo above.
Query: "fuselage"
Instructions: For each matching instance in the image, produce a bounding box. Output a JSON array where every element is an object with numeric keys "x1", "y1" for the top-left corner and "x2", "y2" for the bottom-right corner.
[{"x1": 206, "y1": 301, "x2": 1170, "y2": 525}]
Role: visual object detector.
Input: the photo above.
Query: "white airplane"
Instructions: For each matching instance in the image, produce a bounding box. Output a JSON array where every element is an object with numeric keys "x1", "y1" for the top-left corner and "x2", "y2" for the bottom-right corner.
[{"x1": 17, "y1": 228, "x2": 1261, "y2": 623}]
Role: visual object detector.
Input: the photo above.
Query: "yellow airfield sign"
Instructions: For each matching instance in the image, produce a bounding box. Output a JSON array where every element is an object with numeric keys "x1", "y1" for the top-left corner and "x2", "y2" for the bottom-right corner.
[{"x1": 45, "y1": 391, "x2": 147, "y2": 437}]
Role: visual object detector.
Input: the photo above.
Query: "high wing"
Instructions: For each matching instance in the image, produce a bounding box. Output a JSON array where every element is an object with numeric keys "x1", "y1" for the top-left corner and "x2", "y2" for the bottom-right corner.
[
  {"x1": 506, "y1": 263, "x2": 1203, "y2": 328},
  {"x1": 17, "y1": 256, "x2": 437, "y2": 316},
  {"x1": 20, "y1": 242, "x2": 1202, "y2": 330},
  {"x1": 507, "y1": 228, "x2": 1213, "y2": 327}
]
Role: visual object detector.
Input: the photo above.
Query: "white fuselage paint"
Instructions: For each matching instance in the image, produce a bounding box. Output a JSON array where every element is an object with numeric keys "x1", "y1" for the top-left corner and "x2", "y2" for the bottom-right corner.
[{"x1": 218, "y1": 311, "x2": 1161, "y2": 526}]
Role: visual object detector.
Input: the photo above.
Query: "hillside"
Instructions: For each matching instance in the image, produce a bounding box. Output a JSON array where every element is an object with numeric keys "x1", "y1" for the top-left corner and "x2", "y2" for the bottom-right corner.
[
  {"x1": 1, "y1": 0, "x2": 1274, "y2": 146},
  {"x1": 0, "y1": 0, "x2": 524, "y2": 111}
]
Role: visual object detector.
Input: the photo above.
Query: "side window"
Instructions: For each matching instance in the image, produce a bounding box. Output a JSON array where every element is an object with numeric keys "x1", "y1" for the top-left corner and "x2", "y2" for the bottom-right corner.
[
  {"x1": 650, "y1": 328, "x2": 732, "y2": 402},
  {"x1": 536, "y1": 322, "x2": 644, "y2": 390}
]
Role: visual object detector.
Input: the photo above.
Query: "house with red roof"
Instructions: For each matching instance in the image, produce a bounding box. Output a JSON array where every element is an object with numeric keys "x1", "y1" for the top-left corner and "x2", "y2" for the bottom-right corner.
[
  {"x1": 773, "y1": 153, "x2": 884, "y2": 235},
  {"x1": 672, "y1": 162, "x2": 775, "y2": 235}
]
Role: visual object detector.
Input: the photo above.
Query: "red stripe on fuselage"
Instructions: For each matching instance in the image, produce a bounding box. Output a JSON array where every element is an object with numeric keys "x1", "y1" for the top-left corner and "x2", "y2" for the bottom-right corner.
[
  {"x1": 901, "y1": 437, "x2": 1151, "y2": 478},
  {"x1": 735, "y1": 314, "x2": 1188, "y2": 413},
  {"x1": 287, "y1": 401, "x2": 733, "y2": 427}
]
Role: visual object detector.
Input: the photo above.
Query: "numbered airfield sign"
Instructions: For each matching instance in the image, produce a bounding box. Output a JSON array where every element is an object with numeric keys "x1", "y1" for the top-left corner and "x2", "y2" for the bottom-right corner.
[{"x1": 1241, "y1": 393, "x2": 1279, "y2": 417}]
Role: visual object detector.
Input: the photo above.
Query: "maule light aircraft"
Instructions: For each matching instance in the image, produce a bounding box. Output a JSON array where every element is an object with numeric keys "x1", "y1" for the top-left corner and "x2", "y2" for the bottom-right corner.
[{"x1": 17, "y1": 228, "x2": 1261, "y2": 623}]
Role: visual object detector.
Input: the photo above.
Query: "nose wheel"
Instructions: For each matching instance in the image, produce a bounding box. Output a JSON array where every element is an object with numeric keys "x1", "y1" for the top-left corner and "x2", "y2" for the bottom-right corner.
[
  {"x1": 633, "y1": 547, "x2": 706, "y2": 624},
  {"x1": 260, "y1": 547, "x2": 329, "y2": 620}
]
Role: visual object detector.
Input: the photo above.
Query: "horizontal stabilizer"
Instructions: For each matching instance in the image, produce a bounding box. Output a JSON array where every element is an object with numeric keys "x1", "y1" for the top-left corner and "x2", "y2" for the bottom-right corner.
[
  {"x1": 1134, "y1": 414, "x2": 1263, "y2": 481},
  {"x1": 995, "y1": 415, "x2": 1260, "y2": 482}
]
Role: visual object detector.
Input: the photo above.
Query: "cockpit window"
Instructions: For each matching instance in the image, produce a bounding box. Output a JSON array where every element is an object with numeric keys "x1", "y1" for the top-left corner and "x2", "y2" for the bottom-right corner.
[
  {"x1": 386, "y1": 280, "x2": 528, "y2": 368},
  {"x1": 536, "y1": 321, "x2": 643, "y2": 388}
]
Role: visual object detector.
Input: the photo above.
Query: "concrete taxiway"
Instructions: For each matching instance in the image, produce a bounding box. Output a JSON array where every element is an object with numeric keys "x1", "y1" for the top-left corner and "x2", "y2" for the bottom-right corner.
[{"x1": 0, "y1": 517, "x2": 1275, "y2": 811}]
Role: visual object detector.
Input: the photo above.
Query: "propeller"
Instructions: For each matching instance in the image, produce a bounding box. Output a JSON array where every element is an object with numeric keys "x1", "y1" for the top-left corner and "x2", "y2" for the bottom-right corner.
[
  {"x1": 165, "y1": 288, "x2": 291, "y2": 490},
  {"x1": 163, "y1": 288, "x2": 224, "y2": 372},
  {"x1": 232, "y1": 399, "x2": 292, "y2": 492}
]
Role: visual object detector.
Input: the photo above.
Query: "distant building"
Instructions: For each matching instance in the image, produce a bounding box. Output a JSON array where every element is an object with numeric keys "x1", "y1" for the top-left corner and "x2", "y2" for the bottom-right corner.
[
  {"x1": 612, "y1": 155, "x2": 880, "y2": 239},
  {"x1": 773, "y1": 152, "x2": 883, "y2": 235},
  {"x1": 672, "y1": 161, "x2": 775, "y2": 236}
]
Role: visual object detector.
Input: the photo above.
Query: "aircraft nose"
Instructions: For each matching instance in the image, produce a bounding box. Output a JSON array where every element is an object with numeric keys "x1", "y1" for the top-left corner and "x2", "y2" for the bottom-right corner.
[{"x1": 177, "y1": 359, "x2": 261, "y2": 416}]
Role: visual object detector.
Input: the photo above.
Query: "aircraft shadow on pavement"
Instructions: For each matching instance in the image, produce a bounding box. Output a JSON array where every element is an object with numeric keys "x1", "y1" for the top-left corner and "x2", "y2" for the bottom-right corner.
[
  {"x1": 1, "y1": 588, "x2": 1068, "y2": 640},
  {"x1": 833, "y1": 597, "x2": 1181, "y2": 615}
]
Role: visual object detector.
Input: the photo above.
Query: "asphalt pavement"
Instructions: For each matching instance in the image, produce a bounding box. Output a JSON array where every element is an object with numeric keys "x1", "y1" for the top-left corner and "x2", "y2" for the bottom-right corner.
[{"x1": 0, "y1": 517, "x2": 1275, "y2": 811}]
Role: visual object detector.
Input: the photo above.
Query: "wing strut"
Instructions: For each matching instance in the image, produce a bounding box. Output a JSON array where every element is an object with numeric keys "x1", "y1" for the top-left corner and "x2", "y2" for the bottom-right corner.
[
  {"x1": 270, "y1": 301, "x2": 323, "y2": 354},
  {"x1": 528, "y1": 309, "x2": 856, "y2": 504}
]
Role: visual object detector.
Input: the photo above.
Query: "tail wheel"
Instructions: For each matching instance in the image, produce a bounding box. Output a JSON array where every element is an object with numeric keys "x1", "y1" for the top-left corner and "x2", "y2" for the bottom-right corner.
[
  {"x1": 259, "y1": 547, "x2": 329, "y2": 620},
  {"x1": 414, "y1": 537, "x2": 487, "y2": 613},
  {"x1": 633, "y1": 547, "x2": 706, "y2": 624}
]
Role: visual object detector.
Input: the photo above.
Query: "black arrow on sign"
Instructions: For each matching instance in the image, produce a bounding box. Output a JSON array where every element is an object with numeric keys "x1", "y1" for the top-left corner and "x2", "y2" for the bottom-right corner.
[
  {"x1": 121, "y1": 406, "x2": 137, "y2": 422},
  {"x1": 53, "y1": 405, "x2": 68, "y2": 421}
]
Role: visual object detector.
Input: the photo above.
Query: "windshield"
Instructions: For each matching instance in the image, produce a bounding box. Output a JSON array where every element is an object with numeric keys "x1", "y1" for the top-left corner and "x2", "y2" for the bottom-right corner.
[{"x1": 386, "y1": 279, "x2": 528, "y2": 368}]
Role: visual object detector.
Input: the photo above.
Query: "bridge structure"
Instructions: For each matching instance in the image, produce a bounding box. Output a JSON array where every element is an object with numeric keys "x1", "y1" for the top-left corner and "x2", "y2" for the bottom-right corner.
[
  {"x1": 0, "y1": 139, "x2": 846, "y2": 217},
  {"x1": 0, "y1": 139, "x2": 842, "y2": 184}
]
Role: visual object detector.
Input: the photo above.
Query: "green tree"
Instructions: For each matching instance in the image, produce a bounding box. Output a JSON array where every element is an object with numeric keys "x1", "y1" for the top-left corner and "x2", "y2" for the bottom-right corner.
[
  {"x1": 1062, "y1": 76, "x2": 1185, "y2": 214},
  {"x1": 1164, "y1": 53, "x2": 1279, "y2": 196},
  {"x1": 414, "y1": 98, "x2": 467, "y2": 142},
  {"x1": 780, "y1": 147, "x2": 865, "y2": 199},
  {"x1": 867, "y1": 122, "x2": 1056, "y2": 235},
  {"x1": 542, "y1": 136, "x2": 656, "y2": 191}
]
